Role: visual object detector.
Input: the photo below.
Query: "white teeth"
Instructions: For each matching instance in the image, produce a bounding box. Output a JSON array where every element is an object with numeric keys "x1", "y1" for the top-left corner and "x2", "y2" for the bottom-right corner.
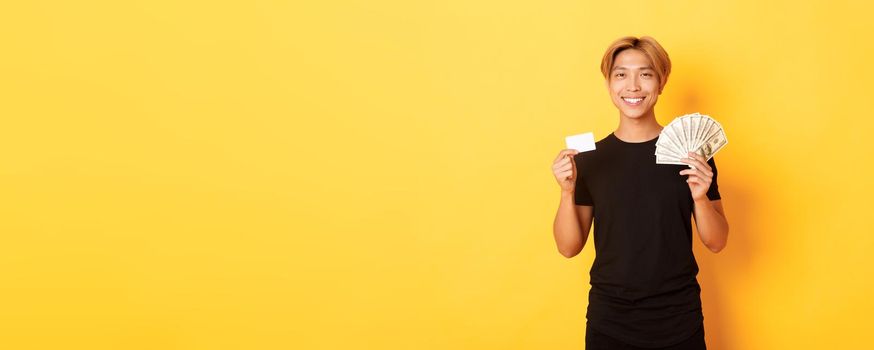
[{"x1": 623, "y1": 97, "x2": 643, "y2": 103}]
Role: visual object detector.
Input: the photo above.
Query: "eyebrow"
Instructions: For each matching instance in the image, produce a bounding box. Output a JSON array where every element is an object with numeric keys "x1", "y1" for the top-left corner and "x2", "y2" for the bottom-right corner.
[{"x1": 612, "y1": 66, "x2": 654, "y2": 71}]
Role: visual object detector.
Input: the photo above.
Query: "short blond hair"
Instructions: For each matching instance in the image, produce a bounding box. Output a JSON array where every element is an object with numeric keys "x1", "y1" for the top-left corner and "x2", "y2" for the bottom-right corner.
[{"x1": 600, "y1": 36, "x2": 672, "y2": 91}]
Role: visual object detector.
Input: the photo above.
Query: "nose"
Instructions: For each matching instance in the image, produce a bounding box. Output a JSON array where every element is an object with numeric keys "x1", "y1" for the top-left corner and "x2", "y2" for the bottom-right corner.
[{"x1": 626, "y1": 75, "x2": 640, "y2": 92}]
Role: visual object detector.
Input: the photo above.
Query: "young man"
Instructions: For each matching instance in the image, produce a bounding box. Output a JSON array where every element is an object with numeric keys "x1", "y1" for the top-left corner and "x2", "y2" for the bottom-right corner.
[{"x1": 550, "y1": 36, "x2": 729, "y2": 349}]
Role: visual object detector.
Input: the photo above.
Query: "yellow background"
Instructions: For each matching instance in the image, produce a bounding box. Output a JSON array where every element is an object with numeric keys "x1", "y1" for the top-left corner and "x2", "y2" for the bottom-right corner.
[{"x1": 2, "y1": 1, "x2": 872, "y2": 349}]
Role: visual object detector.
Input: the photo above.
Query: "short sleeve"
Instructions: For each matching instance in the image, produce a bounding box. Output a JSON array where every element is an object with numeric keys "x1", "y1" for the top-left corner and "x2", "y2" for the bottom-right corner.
[
  {"x1": 706, "y1": 157, "x2": 721, "y2": 200},
  {"x1": 573, "y1": 154, "x2": 594, "y2": 206}
]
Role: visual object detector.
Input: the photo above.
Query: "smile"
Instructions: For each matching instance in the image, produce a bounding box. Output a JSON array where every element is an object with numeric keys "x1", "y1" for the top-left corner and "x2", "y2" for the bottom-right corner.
[{"x1": 622, "y1": 97, "x2": 645, "y2": 106}]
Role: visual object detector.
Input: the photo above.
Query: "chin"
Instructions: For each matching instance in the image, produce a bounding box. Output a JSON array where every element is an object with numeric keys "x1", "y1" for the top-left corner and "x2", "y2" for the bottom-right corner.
[{"x1": 621, "y1": 109, "x2": 646, "y2": 118}]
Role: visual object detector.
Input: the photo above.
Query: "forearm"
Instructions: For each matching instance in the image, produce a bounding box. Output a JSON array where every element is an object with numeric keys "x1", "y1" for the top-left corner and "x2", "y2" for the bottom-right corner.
[
  {"x1": 553, "y1": 191, "x2": 584, "y2": 257},
  {"x1": 693, "y1": 199, "x2": 729, "y2": 253}
]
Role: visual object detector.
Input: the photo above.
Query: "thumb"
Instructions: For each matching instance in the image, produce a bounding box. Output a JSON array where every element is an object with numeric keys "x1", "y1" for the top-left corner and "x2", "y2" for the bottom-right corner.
[{"x1": 568, "y1": 154, "x2": 577, "y2": 177}]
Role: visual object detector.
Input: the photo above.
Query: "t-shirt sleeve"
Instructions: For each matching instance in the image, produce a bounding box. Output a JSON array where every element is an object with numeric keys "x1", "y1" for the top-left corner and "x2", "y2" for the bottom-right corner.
[
  {"x1": 706, "y1": 156, "x2": 721, "y2": 201},
  {"x1": 573, "y1": 154, "x2": 594, "y2": 206}
]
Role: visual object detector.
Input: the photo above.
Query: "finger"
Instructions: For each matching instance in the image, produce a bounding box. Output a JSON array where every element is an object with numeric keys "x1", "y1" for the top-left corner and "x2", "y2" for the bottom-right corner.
[
  {"x1": 553, "y1": 157, "x2": 571, "y2": 170},
  {"x1": 570, "y1": 155, "x2": 577, "y2": 173},
  {"x1": 685, "y1": 173, "x2": 701, "y2": 184},
  {"x1": 680, "y1": 157, "x2": 712, "y2": 177},
  {"x1": 685, "y1": 173, "x2": 711, "y2": 186},
  {"x1": 555, "y1": 159, "x2": 572, "y2": 170},
  {"x1": 554, "y1": 149, "x2": 579, "y2": 163},
  {"x1": 679, "y1": 155, "x2": 702, "y2": 168},
  {"x1": 687, "y1": 176, "x2": 708, "y2": 187},
  {"x1": 559, "y1": 170, "x2": 573, "y2": 179},
  {"x1": 685, "y1": 152, "x2": 712, "y2": 172},
  {"x1": 558, "y1": 163, "x2": 573, "y2": 173},
  {"x1": 679, "y1": 168, "x2": 712, "y2": 180}
]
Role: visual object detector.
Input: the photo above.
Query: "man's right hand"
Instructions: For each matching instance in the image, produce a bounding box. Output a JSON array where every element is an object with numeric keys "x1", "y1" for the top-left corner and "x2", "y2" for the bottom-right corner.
[{"x1": 552, "y1": 149, "x2": 580, "y2": 193}]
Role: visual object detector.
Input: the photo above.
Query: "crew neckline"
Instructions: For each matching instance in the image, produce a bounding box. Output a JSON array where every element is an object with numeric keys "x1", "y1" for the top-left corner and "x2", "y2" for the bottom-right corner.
[{"x1": 610, "y1": 132, "x2": 659, "y2": 144}]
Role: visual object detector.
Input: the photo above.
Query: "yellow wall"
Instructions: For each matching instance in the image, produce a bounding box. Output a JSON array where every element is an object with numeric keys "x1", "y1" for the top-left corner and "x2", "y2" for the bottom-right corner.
[{"x1": 2, "y1": 1, "x2": 872, "y2": 349}]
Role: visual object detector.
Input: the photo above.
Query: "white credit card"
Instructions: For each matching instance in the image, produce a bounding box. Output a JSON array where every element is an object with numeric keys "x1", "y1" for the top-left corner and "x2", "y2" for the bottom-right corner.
[{"x1": 565, "y1": 132, "x2": 596, "y2": 152}]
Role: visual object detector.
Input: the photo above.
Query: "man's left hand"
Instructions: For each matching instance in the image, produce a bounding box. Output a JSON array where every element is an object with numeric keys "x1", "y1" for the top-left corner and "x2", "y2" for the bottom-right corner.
[{"x1": 680, "y1": 152, "x2": 713, "y2": 201}]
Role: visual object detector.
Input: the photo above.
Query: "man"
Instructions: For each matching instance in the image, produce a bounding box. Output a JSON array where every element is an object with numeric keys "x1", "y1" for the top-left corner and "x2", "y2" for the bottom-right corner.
[{"x1": 550, "y1": 36, "x2": 729, "y2": 349}]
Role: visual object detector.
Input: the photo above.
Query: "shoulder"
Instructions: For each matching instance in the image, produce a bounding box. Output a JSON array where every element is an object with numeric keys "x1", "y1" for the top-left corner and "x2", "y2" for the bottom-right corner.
[{"x1": 575, "y1": 135, "x2": 613, "y2": 158}]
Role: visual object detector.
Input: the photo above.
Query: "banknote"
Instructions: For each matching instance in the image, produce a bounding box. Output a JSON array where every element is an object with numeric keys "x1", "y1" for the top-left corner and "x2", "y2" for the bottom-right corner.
[{"x1": 655, "y1": 112, "x2": 728, "y2": 166}]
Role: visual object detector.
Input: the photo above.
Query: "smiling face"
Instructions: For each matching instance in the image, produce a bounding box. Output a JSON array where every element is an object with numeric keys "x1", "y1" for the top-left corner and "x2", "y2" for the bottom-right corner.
[{"x1": 606, "y1": 49, "x2": 662, "y2": 120}]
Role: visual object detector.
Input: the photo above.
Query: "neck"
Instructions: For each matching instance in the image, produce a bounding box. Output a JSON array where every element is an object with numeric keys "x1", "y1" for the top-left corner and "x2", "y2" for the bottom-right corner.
[{"x1": 614, "y1": 109, "x2": 663, "y2": 142}]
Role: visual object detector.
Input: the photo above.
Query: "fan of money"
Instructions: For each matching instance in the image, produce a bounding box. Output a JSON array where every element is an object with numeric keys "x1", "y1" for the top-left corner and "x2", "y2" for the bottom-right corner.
[{"x1": 655, "y1": 112, "x2": 728, "y2": 167}]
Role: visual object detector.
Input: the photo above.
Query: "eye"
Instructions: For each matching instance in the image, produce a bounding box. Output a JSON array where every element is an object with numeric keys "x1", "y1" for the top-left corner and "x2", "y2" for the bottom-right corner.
[
  {"x1": 642, "y1": 73, "x2": 652, "y2": 77},
  {"x1": 615, "y1": 73, "x2": 624, "y2": 78}
]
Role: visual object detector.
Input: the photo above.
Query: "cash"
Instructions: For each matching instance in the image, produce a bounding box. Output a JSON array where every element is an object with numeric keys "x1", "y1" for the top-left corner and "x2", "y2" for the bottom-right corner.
[{"x1": 655, "y1": 112, "x2": 727, "y2": 167}]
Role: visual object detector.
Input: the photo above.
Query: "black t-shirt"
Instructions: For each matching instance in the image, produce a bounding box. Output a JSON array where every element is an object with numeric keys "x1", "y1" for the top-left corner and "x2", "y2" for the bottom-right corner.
[{"x1": 573, "y1": 132, "x2": 721, "y2": 348}]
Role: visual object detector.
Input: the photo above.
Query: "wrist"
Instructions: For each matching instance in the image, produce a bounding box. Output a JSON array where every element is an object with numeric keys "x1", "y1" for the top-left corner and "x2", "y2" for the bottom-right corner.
[{"x1": 694, "y1": 197, "x2": 713, "y2": 207}]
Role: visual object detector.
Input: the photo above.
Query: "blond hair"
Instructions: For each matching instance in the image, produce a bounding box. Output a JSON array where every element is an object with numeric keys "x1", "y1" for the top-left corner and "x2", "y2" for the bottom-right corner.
[{"x1": 600, "y1": 36, "x2": 672, "y2": 91}]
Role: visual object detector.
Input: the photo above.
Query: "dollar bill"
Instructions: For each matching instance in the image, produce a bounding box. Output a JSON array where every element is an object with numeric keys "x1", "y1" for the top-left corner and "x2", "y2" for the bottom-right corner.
[{"x1": 655, "y1": 112, "x2": 727, "y2": 165}]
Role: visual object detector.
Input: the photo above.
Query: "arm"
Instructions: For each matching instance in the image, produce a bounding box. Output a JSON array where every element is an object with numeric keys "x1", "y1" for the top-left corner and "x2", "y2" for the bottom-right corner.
[
  {"x1": 552, "y1": 191, "x2": 593, "y2": 258},
  {"x1": 550, "y1": 149, "x2": 593, "y2": 258},
  {"x1": 680, "y1": 152, "x2": 730, "y2": 253},
  {"x1": 693, "y1": 199, "x2": 729, "y2": 253}
]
